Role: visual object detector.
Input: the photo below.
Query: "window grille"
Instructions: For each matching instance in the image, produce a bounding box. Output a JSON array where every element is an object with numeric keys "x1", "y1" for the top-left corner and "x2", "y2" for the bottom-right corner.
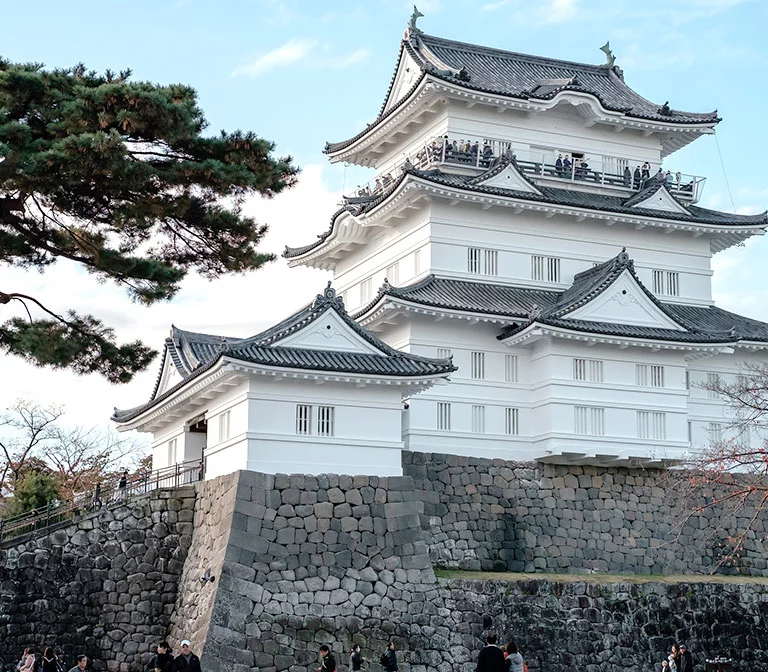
[
  {"x1": 505, "y1": 408, "x2": 520, "y2": 435},
  {"x1": 707, "y1": 373, "x2": 720, "y2": 399},
  {"x1": 636, "y1": 364, "x2": 664, "y2": 387},
  {"x1": 437, "y1": 402, "x2": 451, "y2": 430},
  {"x1": 574, "y1": 358, "x2": 603, "y2": 382},
  {"x1": 471, "y1": 351, "x2": 485, "y2": 380},
  {"x1": 317, "y1": 406, "x2": 335, "y2": 437},
  {"x1": 437, "y1": 348, "x2": 452, "y2": 360},
  {"x1": 652, "y1": 270, "x2": 664, "y2": 294},
  {"x1": 468, "y1": 247, "x2": 498, "y2": 275},
  {"x1": 471, "y1": 405, "x2": 486, "y2": 433},
  {"x1": 532, "y1": 255, "x2": 560, "y2": 282},
  {"x1": 296, "y1": 404, "x2": 312, "y2": 435},
  {"x1": 666, "y1": 272, "x2": 679, "y2": 296},
  {"x1": 467, "y1": 248, "x2": 481, "y2": 274},
  {"x1": 574, "y1": 406, "x2": 604, "y2": 435},
  {"x1": 484, "y1": 249, "x2": 498, "y2": 276},
  {"x1": 505, "y1": 355, "x2": 519, "y2": 383},
  {"x1": 638, "y1": 411, "x2": 666, "y2": 440},
  {"x1": 708, "y1": 422, "x2": 724, "y2": 442},
  {"x1": 652, "y1": 269, "x2": 680, "y2": 296}
]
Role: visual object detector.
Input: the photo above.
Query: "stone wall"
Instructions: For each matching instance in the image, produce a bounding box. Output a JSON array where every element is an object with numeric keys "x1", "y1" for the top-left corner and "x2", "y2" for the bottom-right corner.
[
  {"x1": 0, "y1": 486, "x2": 196, "y2": 672},
  {"x1": 403, "y1": 452, "x2": 768, "y2": 576}
]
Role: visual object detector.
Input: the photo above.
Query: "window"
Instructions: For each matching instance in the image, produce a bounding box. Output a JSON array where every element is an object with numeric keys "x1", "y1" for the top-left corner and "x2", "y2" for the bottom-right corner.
[
  {"x1": 708, "y1": 422, "x2": 724, "y2": 442},
  {"x1": 685, "y1": 371, "x2": 691, "y2": 390},
  {"x1": 505, "y1": 355, "x2": 519, "y2": 383},
  {"x1": 167, "y1": 438, "x2": 177, "y2": 466},
  {"x1": 574, "y1": 406, "x2": 605, "y2": 435},
  {"x1": 385, "y1": 262, "x2": 399, "y2": 285},
  {"x1": 360, "y1": 277, "x2": 372, "y2": 303},
  {"x1": 296, "y1": 404, "x2": 312, "y2": 435},
  {"x1": 437, "y1": 402, "x2": 451, "y2": 430},
  {"x1": 218, "y1": 411, "x2": 230, "y2": 443},
  {"x1": 706, "y1": 373, "x2": 720, "y2": 399},
  {"x1": 636, "y1": 364, "x2": 664, "y2": 387},
  {"x1": 573, "y1": 358, "x2": 603, "y2": 382},
  {"x1": 638, "y1": 411, "x2": 666, "y2": 440},
  {"x1": 505, "y1": 408, "x2": 520, "y2": 435},
  {"x1": 437, "y1": 347, "x2": 452, "y2": 360},
  {"x1": 467, "y1": 247, "x2": 498, "y2": 275},
  {"x1": 413, "y1": 249, "x2": 422, "y2": 276},
  {"x1": 471, "y1": 351, "x2": 485, "y2": 380},
  {"x1": 472, "y1": 405, "x2": 486, "y2": 433},
  {"x1": 317, "y1": 406, "x2": 335, "y2": 437},
  {"x1": 531, "y1": 255, "x2": 561, "y2": 283},
  {"x1": 652, "y1": 269, "x2": 680, "y2": 296}
]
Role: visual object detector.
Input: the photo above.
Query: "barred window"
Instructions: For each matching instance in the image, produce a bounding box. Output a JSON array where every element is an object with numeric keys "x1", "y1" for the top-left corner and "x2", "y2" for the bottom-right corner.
[
  {"x1": 471, "y1": 405, "x2": 486, "y2": 433},
  {"x1": 532, "y1": 255, "x2": 560, "y2": 282},
  {"x1": 638, "y1": 411, "x2": 666, "y2": 440},
  {"x1": 471, "y1": 351, "x2": 485, "y2": 380},
  {"x1": 296, "y1": 404, "x2": 312, "y2": 435},
  {"x1": 574, "y1": 406, "x2": 605, "y2": 435},
  {"x1": 437, "y1": 347, "x2": 452, "y2": 360},
  {"x1": 317, "y1": 406, "x2": 335, "y2": 437},
  {"x1": 636, "y1": 364, "x2": 664, "y2": 387},
  {"x1": 437, "y1": 402, "x2": 451, "y2": 431},
  {"x1": 505, "y1": 408, "x2": 520, "y2": 435},
  {"x1": 468, "y1": 247, "x2": 498, "y2": 275},
  {"x1": 505, "y1": 355, "x2": 519, "y2": 383},
  {"x1": 574, "y1": 358, "x2": 603, "y2": 382}
]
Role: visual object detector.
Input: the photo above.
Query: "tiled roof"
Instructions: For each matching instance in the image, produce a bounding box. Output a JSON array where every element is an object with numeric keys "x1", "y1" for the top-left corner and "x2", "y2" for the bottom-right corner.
[
  {"x1": 355, "y1": 274, "x2": 768, "y2": 345},
  {"x1": 326, "y1": 32, "x2": 719, "y2": 154},
  {"x1": 283, "y1": 168, "x2": 767, "y2": 260},
  {"x1": 113, "y1": 285, "x2": 455, "y2": 424}
]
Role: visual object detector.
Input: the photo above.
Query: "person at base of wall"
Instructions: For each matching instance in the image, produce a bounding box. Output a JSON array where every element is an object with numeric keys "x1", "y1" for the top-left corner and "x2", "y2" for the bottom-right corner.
[
  {"x1": 317, "y1": 645, "x2": 336, "y2": 672},
  {"x1": 171, "y1": 640, "x2": 200, "y2": 672},
  {"x1": 380, "y1": 640, "x2": 398, "y2": 672},
  {"x1": 349, "y1": 644, "x2": 365, "y2": 671},
  {"x1": 147, "y1": 642, "x2": 174, "y2": 672},
  {"x1": 67, "y1": 655, "x2": 88, "y2": 672},
  {"x1": 678, "y1": 644, "x2": 694, "y2": 672},
  {"x1": 504, "y1": 641, "x2": 526, "y2": 672},
  {"x1": 476, "y1": 633, "x2": 506, "y2": 672},
  {"x1": 17, "y1": 648, "x2": 35, "y2": 672},
  {"x1": 39, "y1": 648, "x2": 61, "y2": 672}
]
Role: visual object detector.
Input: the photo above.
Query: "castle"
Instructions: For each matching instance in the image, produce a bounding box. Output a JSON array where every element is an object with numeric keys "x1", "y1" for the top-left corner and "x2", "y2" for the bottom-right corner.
[{"x1": 114, "y1": 17, "x2": 768, "y2": 478}]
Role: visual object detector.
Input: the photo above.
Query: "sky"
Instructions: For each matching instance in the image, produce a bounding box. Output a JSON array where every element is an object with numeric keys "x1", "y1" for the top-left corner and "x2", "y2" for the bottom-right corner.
[{"x1": 1, "y1": 0, "x2": 767, "y2": 440}]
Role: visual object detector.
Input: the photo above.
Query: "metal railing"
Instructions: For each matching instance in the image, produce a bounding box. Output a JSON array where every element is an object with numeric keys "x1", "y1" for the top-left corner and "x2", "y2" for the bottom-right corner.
[
  {"x1": 0, "y1": 459, "x2": 203, "y2": 544},
  {"x1": 345, "y1": 134, "x2": 706, "y2": 203}
]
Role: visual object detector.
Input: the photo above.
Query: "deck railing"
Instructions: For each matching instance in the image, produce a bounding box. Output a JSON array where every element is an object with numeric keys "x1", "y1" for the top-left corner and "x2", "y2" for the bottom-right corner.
[
  {"x1": 346, "y1": 135, "x2": 706, "y2": 203},
  {"x1": 0, "y1": 459, "x2": 203, "y2": 544}
]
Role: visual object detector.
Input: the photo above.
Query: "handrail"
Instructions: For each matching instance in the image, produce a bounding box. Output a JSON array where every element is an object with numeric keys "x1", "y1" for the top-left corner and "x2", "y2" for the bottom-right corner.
[
  {"x1": 345, "y1": 134, "x2": 706, "y2": 203},
  {"x1": 0, "y1": 459, "x2": 204, "y2": 544}
]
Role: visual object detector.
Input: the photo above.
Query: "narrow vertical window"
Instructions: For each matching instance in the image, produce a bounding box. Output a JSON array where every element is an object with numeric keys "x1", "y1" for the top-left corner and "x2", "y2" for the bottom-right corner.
[
  {"x1": 484, "y1": 249, "x2": 498, "y2": 276},
  {"x1": 167, "y1": 438, "x2": 177, "y2": 466},
  {"x1": 638, "y1": 411, "x2": 666, "y2": 440},
  {"x1": 666, "y1": 272, "x2": 679, "y2": 296},
  {"x1": 386, "y1": 262, "x2": 399, "y2": 285},
  {"x1": 575, "y1": 406, "x2": 604, "y2": 435},
  {"x1": 468, "y1": 248, "x2": 481, "y2": 274},
  {"x1": 437, "y1": 402, "x2": 452, "y2": 430},
  {"x1": 708, "y1": 422, "x2": 724, "y2": 442},
  {"x1": 317, "y1": 406, "x2": 335, "y2": 437},
  {"x1": 218, "y1": 410, "x2": 230, "y2": 443},
  {"x1": 505, "y1": 408, "x2": 519, "y2": 435},
  {"x1": 707, "y1": 373, "x2": 720, "y2": 399},
  {"x1": 505, "y1": 355, "x2": 519, "y2": 383},
  {"x1": 532, "y1": 255, "x2": 561, "y2": 282},
  {"x1": 437, "y1": 347, "x2": 452, "y2": 360},
  {"x1": 574, "y1": 358, "x2": 602, "y2": 382},
  {"x1": 652, "y1": 270, "x2": 664, "y2": 294},
  {"x1": 471, "y1": 351, "x2": 485, "y2": 380},
  {"x1": 296, "y1": 404, "x2": 312, "y2": 435},
  {"x1": 637, "y1": 364, "x2": 664, "y2": 387},
  {"x1": 471, "y1": 405, "x2": 486, "y2": 433}
]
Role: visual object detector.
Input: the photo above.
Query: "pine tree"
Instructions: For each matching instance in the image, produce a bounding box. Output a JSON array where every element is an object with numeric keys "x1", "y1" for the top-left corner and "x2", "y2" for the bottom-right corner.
[{"x1": 0, "y1": 59, "x2": 298, "y2": 382}]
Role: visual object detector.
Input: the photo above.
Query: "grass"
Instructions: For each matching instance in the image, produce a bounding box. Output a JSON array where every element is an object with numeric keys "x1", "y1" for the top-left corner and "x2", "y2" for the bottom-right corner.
[{"x1": 433, "y1": 569, "x2": 768, "y2": 584}]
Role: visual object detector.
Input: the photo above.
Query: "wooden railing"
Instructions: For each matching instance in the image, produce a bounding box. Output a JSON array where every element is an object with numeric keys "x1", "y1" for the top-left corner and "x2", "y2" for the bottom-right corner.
[{"x1": 0, "y1": 459, "x2": 203, "y2": 544}]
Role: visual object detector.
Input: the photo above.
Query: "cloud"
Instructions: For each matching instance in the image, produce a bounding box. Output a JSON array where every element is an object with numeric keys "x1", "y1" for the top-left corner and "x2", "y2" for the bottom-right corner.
[
  {"x1": 231, "y1": 40, "x2": 369, "y2": 78},
  {"x1": 542, "y1": 0, "x2": 580, "y2": 23},
  {"x1": 231, "y1": 38, "x2": 319, "y2": 78}
]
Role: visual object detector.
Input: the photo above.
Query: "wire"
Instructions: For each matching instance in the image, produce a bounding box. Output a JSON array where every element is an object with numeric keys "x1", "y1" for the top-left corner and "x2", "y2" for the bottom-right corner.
[{"x1": 713, "y1": 129, "x2": 737, "y2": 214}]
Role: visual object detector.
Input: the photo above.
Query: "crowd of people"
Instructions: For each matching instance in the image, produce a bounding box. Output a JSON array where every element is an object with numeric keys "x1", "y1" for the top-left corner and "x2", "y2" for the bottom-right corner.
[
  {"x1": 12, "y1": 640, "x2": 201, "y2": 672},
  {"x1": 476, "y1": 633, "x2": 527, "y2": 672},
  {"x1": 662, "y1": 643, "x2": 695, "y2": 672}
]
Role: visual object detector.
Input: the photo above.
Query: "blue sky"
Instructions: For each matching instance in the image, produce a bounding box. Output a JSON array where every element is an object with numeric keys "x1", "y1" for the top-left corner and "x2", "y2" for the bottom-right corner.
[{"x1": 1, "y1": 0, "x2": 767, "y2": 429}]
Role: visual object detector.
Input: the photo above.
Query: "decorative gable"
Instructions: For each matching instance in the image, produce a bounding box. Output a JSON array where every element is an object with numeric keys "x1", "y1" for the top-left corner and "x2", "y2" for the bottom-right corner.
[
  {"x1": 566, "y1": 269, "x2": 685, "y2": 330},
  {"x1": 382, "y1": 49, "x2": 423, "y2": 114},
  {"x1": 270, "y1": 309, "x2": 386, "y2": 354},
  {"x1": 154, "y1": 348, "x2": 185, "y2": 399},
  {"x1": 472, "y1": 163, "x2": 542, "y2": 194},
  {"x1": 629, "y1": 185, "x2": 690, "y2": 215}
]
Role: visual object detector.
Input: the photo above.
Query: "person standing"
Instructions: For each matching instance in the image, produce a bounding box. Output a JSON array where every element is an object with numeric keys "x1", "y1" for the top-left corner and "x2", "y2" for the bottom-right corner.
[
  {"x1": 147, "y1": 642, "x2": 174, "y2": 672},
  {"x1": 40, "y1": 648, "x2": 59, "y2": 672},
  {"x1": 17, "y1": 648, "x2": 35, "y2": 672},
  {"x1": 171, "y1": 640, "x2": 200, "y2": 672},
  {"x1": 504, "y1": 641, "x2": 524, "y2": 672},
  {"x1": 118, "y1": 470, "x2": 129, "y2": 501},
  {"x1": 67, "y1": 656, "x2": 88, "y2": 672},
  {"x1": 316, "y1": 646, "x2": 336, "y2": 672},
  {"x1": 349, "y1": 645, "x2": 365, "y2": 671},
  {"x1": 678, "y1": 644, "x2": 693, "y2": 672},
  {"x1": 476, "y1": 633, "x2": 506, "y2": 672},
  {"x1": 381, "y1": 641, "x2": 398, "y2": 672}
]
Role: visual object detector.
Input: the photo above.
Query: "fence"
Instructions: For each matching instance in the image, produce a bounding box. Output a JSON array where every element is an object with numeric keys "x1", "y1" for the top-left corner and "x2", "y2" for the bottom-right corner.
[{"x1": 0, "y1": 460, "x2": 202, "y2": 544}]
